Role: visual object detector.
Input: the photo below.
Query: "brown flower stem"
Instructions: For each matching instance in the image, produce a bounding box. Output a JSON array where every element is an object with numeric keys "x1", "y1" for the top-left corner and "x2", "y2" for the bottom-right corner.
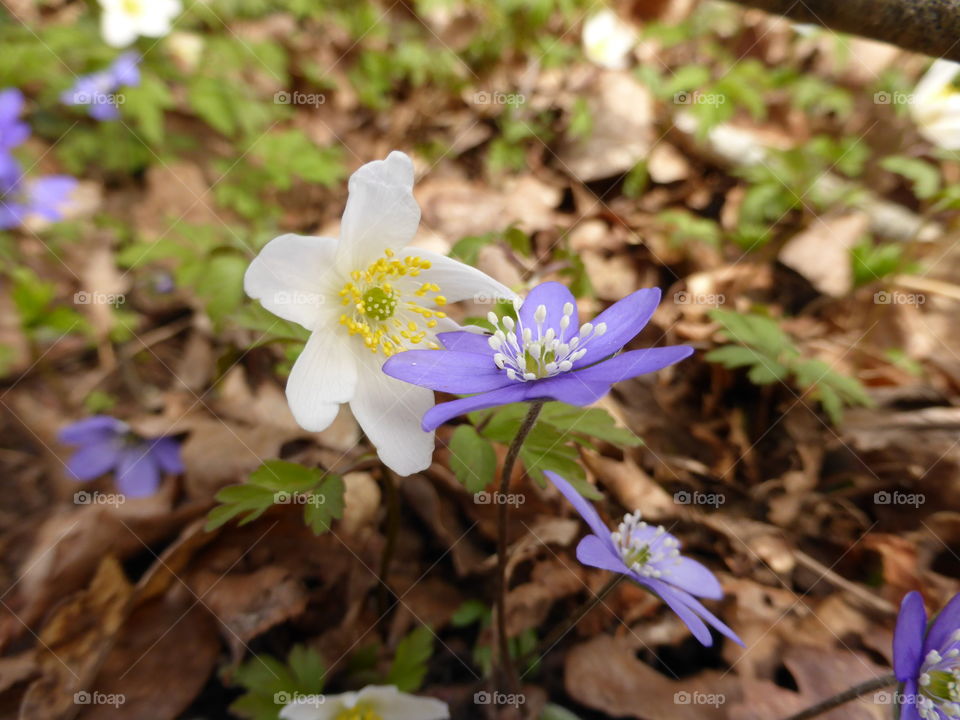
[
  {"x1": 521, "y1": 573, "x2": 626, "y2": 673},
  {"x1": 780, "y1": 673, "x2": 897, "y2": 720},
  {"x1": 495, "y1": 399, "x2": 545, "y2": 695}
]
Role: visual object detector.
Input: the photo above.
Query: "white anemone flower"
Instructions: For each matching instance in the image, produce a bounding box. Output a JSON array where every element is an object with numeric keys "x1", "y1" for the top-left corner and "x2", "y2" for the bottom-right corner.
[
  {"x1": 244, "y1": 152, "x2": 515, "y2": 476},
  {"x1": 582, "y1": 9, "x2": 637, "y2": 71},
  {"x1": 912, "y1": 58, "x2": 960, "y2": 150},
  {"x1": 279, "y1": 685, "x2": 449, "y2": 720},
  {"x1": 99, "y1": 0, "x2": 182, "y2": 48}
]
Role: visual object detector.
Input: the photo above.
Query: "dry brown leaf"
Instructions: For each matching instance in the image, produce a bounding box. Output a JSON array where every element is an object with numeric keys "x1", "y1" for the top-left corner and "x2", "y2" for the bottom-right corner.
[
  {"x1": 565, "y1": 634, "x2": 742, "y2": 719},
  {"x1": 20, "y1": 556, "x2": 132, "y2": 720}
]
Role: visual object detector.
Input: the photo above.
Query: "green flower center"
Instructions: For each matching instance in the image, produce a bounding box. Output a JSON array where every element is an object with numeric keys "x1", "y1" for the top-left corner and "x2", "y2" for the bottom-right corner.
[
  {"x1": 362, "y1": 287, "x2": 398, "y2": 321},
  {"x1": 334, "y1": 703, "x2": 382, "y2": 720}
]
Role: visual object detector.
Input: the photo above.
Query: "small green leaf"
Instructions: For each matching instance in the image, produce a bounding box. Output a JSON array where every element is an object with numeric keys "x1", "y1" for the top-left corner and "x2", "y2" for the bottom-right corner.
[
  {"x1": 386, "y1": 626, "x2": 433, "y2": 692},
  {"x1": 449, "y1": 425, "x2": 497, "y2": 494},
  {"x1": 303, "y1": 475, "x2": 345, "y2": 535}
]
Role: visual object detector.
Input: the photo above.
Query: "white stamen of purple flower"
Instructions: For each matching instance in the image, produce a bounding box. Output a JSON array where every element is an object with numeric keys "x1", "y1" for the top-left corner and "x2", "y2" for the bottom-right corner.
[
  {"x1": 486, "y1": 301, "x2": 606, "y2": 382},
  {"x1": 610, "y1": 510, "x2": 681, "y2": 579},
  {"x1": 916, "y1": 631, "x2": 960, "y2": 719}
]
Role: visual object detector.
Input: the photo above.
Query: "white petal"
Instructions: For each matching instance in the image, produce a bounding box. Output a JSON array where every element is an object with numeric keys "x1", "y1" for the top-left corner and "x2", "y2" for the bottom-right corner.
[
  {"x1": 286, "y1": 330, "x2": 358, "y2": 432},
  {"x1": 914, "y1": 59, "x2": 960, "y2": 107},
  {"x1": 356, "y1": 686, "x2": 450, "y2": 720},
  {"x1": 279, "y1": 700, "x2": 336, "y2": 720},
  {"x1": 244, "y1": 233, "x2": 340, "y2": 329},
  {"x1": 921, "y1": 116, "x2": 960, "y2": 149},
  {"x1": 336, "y1": 152, "x2": 420, "y2": 274},
  {"x1": 349, "y1": 354, "x2": 435, "y2": 476},
  {"x1": 397, "y1": 248, "x2": 517, "y2": 306},
  {"x1": 137, "y1": 0, "x2": 180, "y2": 37},
  {"x1": 101, "y1": 10, "x2": 138, "y2": 47}
]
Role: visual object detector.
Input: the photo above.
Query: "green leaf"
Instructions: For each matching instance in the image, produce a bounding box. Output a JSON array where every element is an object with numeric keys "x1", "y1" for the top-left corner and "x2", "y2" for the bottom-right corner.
[
  {"x1": 450, "y1": 599, "x2": 489, "y2": 627},
  {"x1": 881, "y1": 155, "x2": 941, "y2": 199},
  {"x1": 448, "y1": 425, "x2": 497, "y2": 494},
  {"x1": 303, "y1": 474, "x2": 345, "y2": 535},
  {"x1": 540, "y1": 703, "x2": 584, "y2": 720},
  {"x1": 386, "y1": 626, "x2": 433, "y2": 692},
  {"x1": 449, "y1": 234, "x2": 494, "y2": 265},
  {"x1": 229, "y1": 645, "x2": 325, "y2": 720}
]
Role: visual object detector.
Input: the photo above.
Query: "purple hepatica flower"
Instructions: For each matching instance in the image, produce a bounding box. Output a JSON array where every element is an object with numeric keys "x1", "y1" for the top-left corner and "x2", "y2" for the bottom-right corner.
[
  {"x1": 893, "y1": 590, "x2": 960, "y2": 719},
  {"x1": 382, "y1": 281, "x2": 693, "y2": 431},
  {"x1": 545, "y1": 470, "x2": 743, "y2": 648},
  {"x1": 61, "y1": 52, "x2": 141, "y2": 121},
  {"x1": 0, "y1": 156, "x2": 76, "y2": 230},
  {"x1": 58, "y1": 416, "x2": 183, "y2": 498}
]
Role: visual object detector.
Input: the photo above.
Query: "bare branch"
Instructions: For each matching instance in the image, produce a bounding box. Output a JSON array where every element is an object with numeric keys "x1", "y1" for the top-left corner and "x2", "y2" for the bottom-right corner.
[{"x1": 725, "y1": 0, "x2": 960, "y2": 62}]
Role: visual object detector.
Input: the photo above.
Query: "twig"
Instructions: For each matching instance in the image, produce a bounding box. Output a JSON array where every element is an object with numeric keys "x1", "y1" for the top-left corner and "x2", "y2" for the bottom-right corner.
[
  {"x1": 522, "y1": 574, "x2": 626, "y2": 672},
  {"x1": 779, "y1": 673, "x2": 897, "y2": 720},
  {"x1": 728, "y1": 0, "x2": 960, "y2": 62}
]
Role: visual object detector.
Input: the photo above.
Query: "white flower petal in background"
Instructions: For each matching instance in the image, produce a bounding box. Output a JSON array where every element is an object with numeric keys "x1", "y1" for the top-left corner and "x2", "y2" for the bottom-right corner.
[
  {"x1": 582, "y1": 9, "x2": 637, "y2": 71},
  {"x1": 911, "y1": 58, "x2": 960, "y2": 150},
  {"x1": 99, "y1": 0, "x2": 182, "y2": 48},
  {"x1": 279, "y1": 685, "x2": 449, "y2": 720},
  {"x1": 244, "y1": 151, "x2": 516, "y2": 475}
]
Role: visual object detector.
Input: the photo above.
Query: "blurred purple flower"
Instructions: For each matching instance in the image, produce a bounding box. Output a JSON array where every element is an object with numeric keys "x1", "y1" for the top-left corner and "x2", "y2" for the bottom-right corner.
[
  {"x1": 0, "y1": 87, "x2": 76, "y2": 230},
  {"x1": 383, "y1": 282, "x2": 693, "y2": 431},
  {"x1": 61, "y1": 52, "x2": 141, "y2": 121},
  {"x1": 58, "y1": 416, "x2": 183, "y2": 498},
  {"x1": 0, "y1": 157, "x2": 76, "y2": 230},
  {"x1": 893, "y1": 590, "x2": 960, "y2": 719},
  {"x1": 545, "y1": 470, "x2": 743, "y2": 648},
  {"x1": 0, "y1": 89, "x2": 30, "y2": 155}
]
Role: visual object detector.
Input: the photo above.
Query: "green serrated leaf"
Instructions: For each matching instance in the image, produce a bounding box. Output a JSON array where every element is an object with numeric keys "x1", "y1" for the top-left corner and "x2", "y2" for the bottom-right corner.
[{"x1": 303, "y1": 474, "x2": 345, "y2": 535}]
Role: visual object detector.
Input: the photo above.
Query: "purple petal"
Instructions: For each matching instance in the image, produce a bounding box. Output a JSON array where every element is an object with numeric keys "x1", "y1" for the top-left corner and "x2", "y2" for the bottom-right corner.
[
  {"x1": 111, "y1": 53, "x2": 142, "y2": 86},
  {"x1": 578, "y1": 287, "x2": 661, "y2": 363},
  {"x1": 420, "y1": 383, "x2": 531, "y2": 431},
  {"x1": 576, "y1": 534, "x2": 628, "y2": 573},
  {"x1": 899, "y1": 678, "x2": 920, "y2": 720},
  {"x1": 664, "y1": 557, "x2": 723, "y2": 600},
  {"x1": 115, "y1": 448, "x2": 161, "y2": 498},
  {"x1": 524, "y1": 372, "x2": 616, "y2": 406},
  {"x1": 516, "y1": 282, "x2": 579, "y2": 343},
  {"x1": 545, "y1": 471, "x2": 613, "y2": 544},
  {"x1": 66, "y1": 439, "x2": 121, "y2": 481},
  {"x1": 148, "y1": 436, "x2": 183, "y2": 474},
  {"x1": 573, "y1": 345, "x2": 695, "y2": 385},
  {"x1": 652, "y1": 581, "x2": 744, "y2": 647},
  {"x1": 646, "y1": 580, "x2": 714, "y2": 646},
  {"x1": 58, "y1": 416, "x2": 127, "y2": 445},
  {"x1": 89, "y1": 101, "x2": 120, "y2": 121},
  {"x1": 0, "y1": 88, "x2": 24, "y2": 124},
  {"x1": 922, "y1": 592, "x2": 960, "y2": 656},
  {"x1": 27, "y1": 175, "x2": 76, "y2": 220},
  {"x1": 0, "y1": 201, "x2": 25, "y2": 230},
  {"x1": 0, "y1": 121, "x2": 29, "y2": 152},
  {"x1": 382, "y1": 350, "x2": 512, "y2": 394},
  {"x1": 894, "y1": 592, "x2": 927, "y2": 680},
  {"x1": 437, "y1": 331, "x2": 492, "y2": 354}
]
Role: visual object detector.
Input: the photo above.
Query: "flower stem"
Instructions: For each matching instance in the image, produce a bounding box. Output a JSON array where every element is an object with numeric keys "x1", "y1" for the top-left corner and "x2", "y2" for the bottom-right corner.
[
  {"x1": 779, "y1": 673, "x2": 897, "y2": 720},
  {"x1": 495, "y1": 399, "x2": 545, "y2": 695},
  {"x1": 522, "y1": 573, "x2": 626, "y2": 673}
]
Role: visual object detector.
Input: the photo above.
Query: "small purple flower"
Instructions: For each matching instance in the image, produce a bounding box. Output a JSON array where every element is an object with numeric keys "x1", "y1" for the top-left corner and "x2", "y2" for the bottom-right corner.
[
  {"x1": 545, "y1": 470, "x2": 743, "y2": 647},
  {"x1": 61, "y1": 52, "x2": 141, "y2": 121},
  {"x1": 893, "y1": 590, "x2": 960, "y2": 719},
  {"x1": 0, "y1": 89, "x2": 30, "y2": 155},
  {"x1": 0, "y1": 158, "x2": 76, "y2": 230},
  {"x1": 58, "y1": 416, "x2": 183, "y2": 498},
  {"x1": 382, "y1": 282, "x2": 693, "y2": 431}
]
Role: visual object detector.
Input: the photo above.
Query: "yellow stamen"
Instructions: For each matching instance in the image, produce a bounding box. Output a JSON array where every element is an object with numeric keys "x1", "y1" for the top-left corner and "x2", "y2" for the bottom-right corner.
[{"x1": 337, "y1": 250, "x2": 446, "y2": 356}]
